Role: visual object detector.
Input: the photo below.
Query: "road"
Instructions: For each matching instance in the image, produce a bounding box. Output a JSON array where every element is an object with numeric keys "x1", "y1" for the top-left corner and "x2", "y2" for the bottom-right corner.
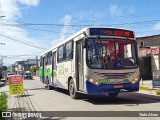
[{"x1": 1, "y1": 77, "x2": 160, "y2": 120}]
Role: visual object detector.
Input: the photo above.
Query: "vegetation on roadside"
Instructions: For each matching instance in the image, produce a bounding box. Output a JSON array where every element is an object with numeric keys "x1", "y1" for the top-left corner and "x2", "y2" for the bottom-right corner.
[
  {"x1": 0, "y1": 93, "x2": 8, "y2": 119},
  {"x1": 156, "y1": 89, "x2": 160, "y2": 95},
  {"x1": 139, "y1": 86, "x2": 150, "y2": 91},
  {"x1": 30, "y1": 66, "x2": 39, "y2": 72}
]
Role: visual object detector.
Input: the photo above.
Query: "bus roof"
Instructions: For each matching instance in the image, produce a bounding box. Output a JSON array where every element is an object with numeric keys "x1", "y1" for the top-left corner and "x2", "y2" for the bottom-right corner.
[{"x1": 40, "y1": 26, "x2": 135, "y2": 56}]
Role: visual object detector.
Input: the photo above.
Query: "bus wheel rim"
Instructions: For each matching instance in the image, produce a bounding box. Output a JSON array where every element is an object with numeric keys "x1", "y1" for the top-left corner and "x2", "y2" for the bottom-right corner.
[{"x1": 70, "y1": 83, "x2": 74, "y2": 95}]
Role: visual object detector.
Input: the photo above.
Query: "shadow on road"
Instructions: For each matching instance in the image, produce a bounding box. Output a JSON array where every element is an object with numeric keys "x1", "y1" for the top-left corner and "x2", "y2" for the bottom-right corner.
[
  {"x1": 24, "y1": 79, "x2": 36, "y2": 81},
  {"x1": 83, "y1": 93, "x2": 160, "y2": 105},
  {"x1": 51, "y1": 88, "x2": 160, "y2": 105}
]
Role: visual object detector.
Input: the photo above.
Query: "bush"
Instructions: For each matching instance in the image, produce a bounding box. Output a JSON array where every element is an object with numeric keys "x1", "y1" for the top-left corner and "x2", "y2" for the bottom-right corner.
[
  {"x1": 139, "y1": 86, "x2": 149, "y2": 91},
  {"x1": 30, "y1": 66, "x2": 38, "y2": 72},
  {"x1": 0, "y1": 93, "x2": 8, "y2": 119},
  {"x1": 156, "y1": 89, "x2": 160, "y2": 95}
]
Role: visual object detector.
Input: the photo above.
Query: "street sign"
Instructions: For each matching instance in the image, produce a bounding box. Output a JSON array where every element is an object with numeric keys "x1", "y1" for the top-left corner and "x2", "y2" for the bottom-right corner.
[
  {"x1": 152, "y1": 79, "x2": 160, "y2": 88},
  {"x1": 8, "y1": 75, "x2": 24, "y2": 95}
]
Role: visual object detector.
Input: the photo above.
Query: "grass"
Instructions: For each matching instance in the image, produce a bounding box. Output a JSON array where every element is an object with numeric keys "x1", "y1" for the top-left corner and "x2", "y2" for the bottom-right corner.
[
  {"x1": 0, "y1": 93, "x2": 8, "y2": 119},
  {"x1": 139, "y1": 86, "x2": 150, "y2": 91},
  {"x1": 156, "y1": 89, "x2": 160, "y2": 95}
]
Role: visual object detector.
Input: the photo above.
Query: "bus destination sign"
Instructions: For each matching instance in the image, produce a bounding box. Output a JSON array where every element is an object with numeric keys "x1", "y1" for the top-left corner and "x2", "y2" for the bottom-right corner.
[{"x1": 90, "y1": 28, "x2": 134, "y2": 38}]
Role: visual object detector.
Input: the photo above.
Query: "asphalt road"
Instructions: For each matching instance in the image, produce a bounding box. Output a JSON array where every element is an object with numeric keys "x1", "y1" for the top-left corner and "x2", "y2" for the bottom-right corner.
[{"x1": 1, "y1": 77, "x2": 160, "y2": 120}]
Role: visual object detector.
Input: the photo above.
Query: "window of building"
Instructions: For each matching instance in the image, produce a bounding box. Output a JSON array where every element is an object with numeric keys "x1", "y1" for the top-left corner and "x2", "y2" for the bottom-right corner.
[{"x1": 140, "y1": 42, "x2": 144, "y2": 48}]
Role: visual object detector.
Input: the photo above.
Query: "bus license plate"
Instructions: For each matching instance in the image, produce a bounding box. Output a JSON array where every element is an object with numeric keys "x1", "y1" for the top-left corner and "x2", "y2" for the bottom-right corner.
[{"x1": 114, "y1": 84, "x2": 123, "y2": 88}]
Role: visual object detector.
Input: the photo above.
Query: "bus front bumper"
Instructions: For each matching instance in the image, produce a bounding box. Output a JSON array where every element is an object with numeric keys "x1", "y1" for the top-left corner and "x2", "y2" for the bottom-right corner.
[{"x1": 86, "y1": 80, "x2": 140, "y2": 95}]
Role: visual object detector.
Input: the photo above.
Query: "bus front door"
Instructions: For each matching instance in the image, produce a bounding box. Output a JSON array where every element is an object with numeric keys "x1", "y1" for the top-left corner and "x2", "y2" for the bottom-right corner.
[
  {"x1": 52, "y1": 52, "x2": 56, "y2": 86},
  {"x1": 42, "y1": 57, "x2": 45, "y2": 83},
  {"x1": 76, "y1": 41, "x2": 84, "y2": 91}
]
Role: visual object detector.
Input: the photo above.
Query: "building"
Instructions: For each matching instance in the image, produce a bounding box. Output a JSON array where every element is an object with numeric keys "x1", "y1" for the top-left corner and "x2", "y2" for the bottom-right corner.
[
  {"x1": 15, "y1": 61, "x2": 24, "y2": 73},
  {"x1": 24, "y1": 59, "x2": 38, "y2": 70},
  {"x1": 137, "y1": 35, "x2": 160, "y2": 80},
  {"x1": 13, "y1": 58, "x2": 38, "y2": 74}
]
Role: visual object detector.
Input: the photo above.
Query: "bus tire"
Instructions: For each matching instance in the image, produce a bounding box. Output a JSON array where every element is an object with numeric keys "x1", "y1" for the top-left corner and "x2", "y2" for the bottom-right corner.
[
  {"x1": 69, "y1": 79, "x2": 79, "y2": 99},
  {"x1": 108, "y1": 93, "x2": 119, "y2": 98}
]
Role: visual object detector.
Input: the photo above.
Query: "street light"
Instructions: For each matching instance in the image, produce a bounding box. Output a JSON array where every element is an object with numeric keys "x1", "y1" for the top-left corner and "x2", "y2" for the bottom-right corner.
[{"x1": 0, "y1": 15, "x2": 5, "y2": 18}]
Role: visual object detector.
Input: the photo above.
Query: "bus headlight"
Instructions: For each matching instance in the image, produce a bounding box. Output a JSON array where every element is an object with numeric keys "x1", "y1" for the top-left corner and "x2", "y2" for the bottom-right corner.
[
  {"x1": 131, "y1": 77, "x2": 139, "y2": 84},
  {"x1": 89, "y1": 79, "x2": 94, "y2": 83},
  {"x1": 89, "y1": 79, "x2": 100, "y2": 85}
]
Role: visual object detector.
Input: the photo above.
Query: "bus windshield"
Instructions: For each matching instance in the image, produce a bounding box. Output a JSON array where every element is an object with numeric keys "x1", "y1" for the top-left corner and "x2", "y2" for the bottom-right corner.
[{"x1": 87, "y1": 38, "x2": 138, "y2": 69}]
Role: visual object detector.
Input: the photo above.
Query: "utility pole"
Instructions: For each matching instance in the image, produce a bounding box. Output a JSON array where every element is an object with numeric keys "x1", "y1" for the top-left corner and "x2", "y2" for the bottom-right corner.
[
  {"x1": 0, "y1": 15, "x2": 5, "y2": 69},
  {"x1": 36, "y1": 56, "x2": 38, "y2": 67}
]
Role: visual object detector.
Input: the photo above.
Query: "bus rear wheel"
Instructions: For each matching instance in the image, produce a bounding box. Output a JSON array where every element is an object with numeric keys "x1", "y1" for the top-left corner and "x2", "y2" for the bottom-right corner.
[
  {"x1": 108, "y1": 93, "x2": 119, "y2": 98},
  {"x1": 69, "y1": 79, "x2": 79, "y2": 99}
]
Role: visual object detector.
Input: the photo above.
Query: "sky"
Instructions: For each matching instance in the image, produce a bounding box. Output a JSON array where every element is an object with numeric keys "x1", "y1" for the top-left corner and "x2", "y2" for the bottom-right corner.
[{"x1": 0, "y1": 0, "x2": 160, "y2": 66}]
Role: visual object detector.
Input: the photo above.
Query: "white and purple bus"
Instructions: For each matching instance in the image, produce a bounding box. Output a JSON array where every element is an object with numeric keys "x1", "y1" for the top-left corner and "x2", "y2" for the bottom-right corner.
[{"x1": 40, "y1": 26, "x2": 139, "y2": 99}]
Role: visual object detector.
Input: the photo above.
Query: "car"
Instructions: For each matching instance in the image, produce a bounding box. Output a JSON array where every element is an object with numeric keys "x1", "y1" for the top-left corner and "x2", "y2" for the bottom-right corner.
[
  {"x1": 24, "y1": 73, "x2": 33, "y2": 79},
  {"x1": 19, "y1": 72, "x2": 25, "y2": 77}
]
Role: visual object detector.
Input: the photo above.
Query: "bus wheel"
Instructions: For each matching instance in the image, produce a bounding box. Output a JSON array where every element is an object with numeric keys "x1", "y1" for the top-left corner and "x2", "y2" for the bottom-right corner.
[
  {"x1": 69, "y1": 79, "x2": 79, "y2": 99},
  {"x1": 108, "y1": 93, "x2": 119, "y2": 98}
]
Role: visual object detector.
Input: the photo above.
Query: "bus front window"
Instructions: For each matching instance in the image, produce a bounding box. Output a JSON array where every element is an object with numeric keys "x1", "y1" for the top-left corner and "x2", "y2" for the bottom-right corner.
[{"x1": 87, "y1": 39, "x2": 138, "y2": 69}]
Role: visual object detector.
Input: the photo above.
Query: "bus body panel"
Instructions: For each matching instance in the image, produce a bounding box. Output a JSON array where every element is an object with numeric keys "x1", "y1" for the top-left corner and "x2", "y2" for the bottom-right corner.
[
  {"x1": 56, "y1": 61, "x2": 75, "y2": 89},
  {"x1": 44, "y1": 64, "x2": 52, "y2": 85},
  {"x1": 85, "y1": 80, "x2": 139, "y2": 95},
  {"x1": 84, "y1": 68, "x2": 139, "y2": 95}
]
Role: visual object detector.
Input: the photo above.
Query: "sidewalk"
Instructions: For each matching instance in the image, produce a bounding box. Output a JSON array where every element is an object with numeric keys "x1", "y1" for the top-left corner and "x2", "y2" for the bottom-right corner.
[
  {"x1": 33, "y1": 76, "x2": 39, "y2": 80},
  {"x1": 138, "y1": 80, "x2": 160, "y2": 96}
]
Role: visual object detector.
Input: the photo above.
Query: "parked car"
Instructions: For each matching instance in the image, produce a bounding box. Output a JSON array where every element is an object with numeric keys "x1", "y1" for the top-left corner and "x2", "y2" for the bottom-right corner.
[
  {"x1": 19, "y1": 72, "x2": 25, "y2": 77},
  {"x1": 24, "y1": 73, "x2": 33, "y2": 79}
]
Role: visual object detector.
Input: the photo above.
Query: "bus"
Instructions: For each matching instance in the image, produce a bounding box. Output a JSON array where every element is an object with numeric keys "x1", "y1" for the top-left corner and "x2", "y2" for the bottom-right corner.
[{"x1": 39, "y1": 26, "x2": 139, "y2": 99}]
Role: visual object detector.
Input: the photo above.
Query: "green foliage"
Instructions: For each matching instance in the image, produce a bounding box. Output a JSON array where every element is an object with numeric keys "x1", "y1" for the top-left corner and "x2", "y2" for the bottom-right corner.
[
  {"x1": 156, "y1": 89, "x2": 160, "y2": 95},
  {"x1": 0, "y1": 93, "x2": 8, "y2": 119},
  {"x1": 139, "y1": 86, "x2": 149, "y2": 91},
  {"x1": 25, "y1": 68, "x2": 30, "y2": 71},
  {"x1": 30, "y1": 66, "x2": 38, "y2": 72}
]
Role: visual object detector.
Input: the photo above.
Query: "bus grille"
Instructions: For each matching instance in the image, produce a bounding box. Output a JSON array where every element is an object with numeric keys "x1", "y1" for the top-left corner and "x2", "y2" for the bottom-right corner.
[{"x1": 97, "y1": 72, "x2": 134, "y2": 79}]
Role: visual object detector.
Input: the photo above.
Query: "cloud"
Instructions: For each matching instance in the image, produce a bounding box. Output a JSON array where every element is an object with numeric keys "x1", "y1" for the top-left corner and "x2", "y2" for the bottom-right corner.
[
  {"x1": 60, "y1": 15, "x2": 72, "y2": 40},
  {"x1": 153, "y1": 22, "x2": 160, "y2": 30},
  {"x1": 18, "y1": 0, "x2": 40, "y2": 7},
  {"x1": 51, "y1": 15, "x2": 74, "y2": 46},
  {"x1": 109, "y1": 3, "x2": 122, "y2": 17},
  {"x1": 0, "y1": 0, "x2": 44, "y2": 65},
  {"x1": 126, "y1": 5, "x2": 136, "y2": 14},
  {"x1": 0, "y1": 0, "x2": 21, "y2": 19}
]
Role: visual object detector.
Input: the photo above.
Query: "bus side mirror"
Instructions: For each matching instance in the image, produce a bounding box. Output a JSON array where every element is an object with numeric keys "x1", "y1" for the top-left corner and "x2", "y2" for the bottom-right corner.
[{"x1": 82, "y1": 38, "x2": 86, "y2": 48}]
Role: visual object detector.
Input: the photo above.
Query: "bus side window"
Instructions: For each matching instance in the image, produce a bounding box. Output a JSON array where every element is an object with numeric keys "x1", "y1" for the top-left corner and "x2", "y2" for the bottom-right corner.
[
  {"x1": 57, "y1": 45, "x2": 64, "y2": 63},
  {"x1": 65, "y1": 40, "x2": 73, "y2": 60}
]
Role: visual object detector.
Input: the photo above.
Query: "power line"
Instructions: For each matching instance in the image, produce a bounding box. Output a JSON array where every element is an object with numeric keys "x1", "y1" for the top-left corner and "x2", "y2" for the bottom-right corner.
[
  {"x1": 1, "y1": 33, "x2": 48, "y2": 48},
  {"x1": 1, "y1": 19, "x2": 160, "y2": 27},
  {"x1": 6, "y1": 52, "x2": 42, "y2": 57},
  {"x1": 0, "y1": 34, "x2": 47, "y2": 50},
  {"x1": 1, "y1": 27, "x2": 58, "y2": 39},
  {"x1": 2, "y1": 10, "x2": 160, "y2": 24}
]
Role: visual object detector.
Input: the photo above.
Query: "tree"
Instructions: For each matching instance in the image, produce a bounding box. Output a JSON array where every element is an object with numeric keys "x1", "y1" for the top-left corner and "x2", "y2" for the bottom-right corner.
[{"x1": 30, "y1": 66, "x2": 38, "y2": 72}]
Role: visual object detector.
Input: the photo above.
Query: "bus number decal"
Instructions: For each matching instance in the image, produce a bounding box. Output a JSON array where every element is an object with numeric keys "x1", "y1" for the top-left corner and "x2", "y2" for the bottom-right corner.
[{"x1": 99, "y1": 79, "x2": 110, "y2": 84}]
